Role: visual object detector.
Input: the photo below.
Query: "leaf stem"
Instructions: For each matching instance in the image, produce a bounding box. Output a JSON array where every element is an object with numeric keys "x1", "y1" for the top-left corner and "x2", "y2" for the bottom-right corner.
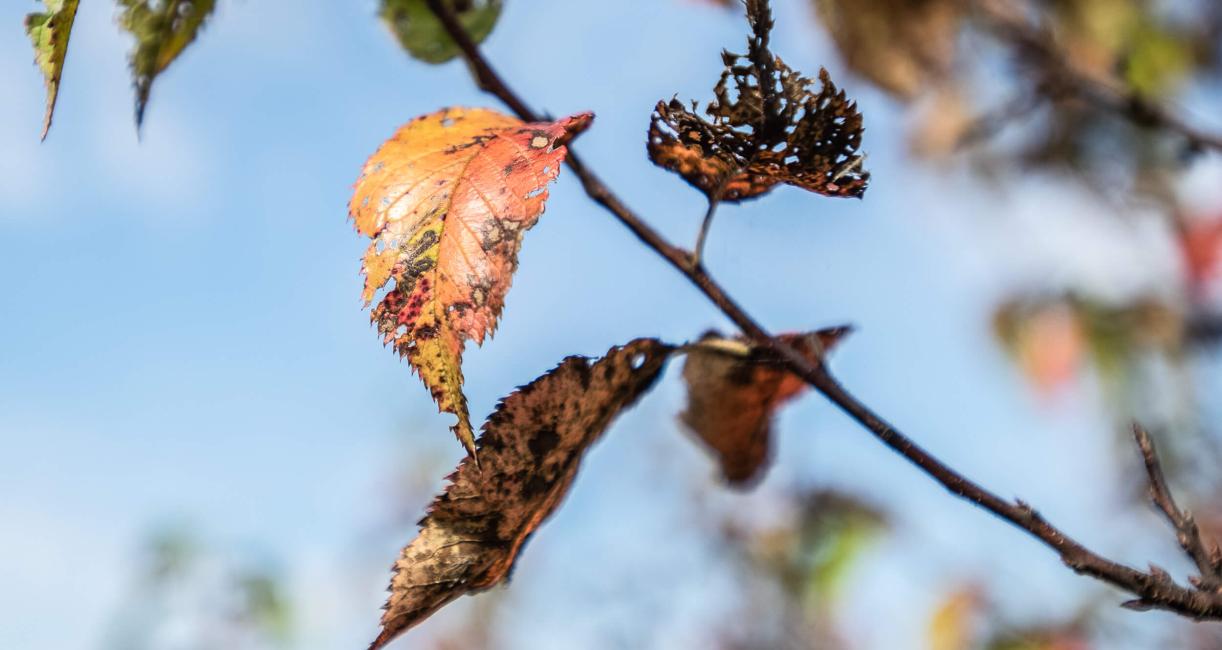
[{"x1": 424, "y1": 0, "x2": 1222, "y2": 620}]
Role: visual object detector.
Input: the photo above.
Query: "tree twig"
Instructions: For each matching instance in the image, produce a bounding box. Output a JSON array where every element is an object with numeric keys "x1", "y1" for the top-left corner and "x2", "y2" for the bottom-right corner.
[
  {"x1": 971, "y1": 0, "x2": 1222, "y2": 154},
  {"x1": 424, "y1": 0, "x2": 1222, "y2": 620},
  {"x1": 1134, "y1": 424, "x2": 1222, "y2": 594}
]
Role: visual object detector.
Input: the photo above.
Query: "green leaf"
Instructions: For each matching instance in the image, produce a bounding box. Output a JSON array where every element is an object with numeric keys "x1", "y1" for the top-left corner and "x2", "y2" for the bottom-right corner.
[
  {"x1": 380, "y1": 0, "x2": 501, "y2": 64},
  {"x1": 1123, "y1": 24, "x2": 1192, "y2": 98},
  {"x1": 117, "y1": 0, "x2": 216, "y2": 130},
  {"x1": 25, "y1": 0, "x2": 80, "y2": 140}
]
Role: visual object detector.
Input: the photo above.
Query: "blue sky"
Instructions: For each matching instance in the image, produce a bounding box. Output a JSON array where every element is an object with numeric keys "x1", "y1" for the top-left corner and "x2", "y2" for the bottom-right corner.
[{"x1": 3, "y1": 1, "x2": 1221, "y2": 649}]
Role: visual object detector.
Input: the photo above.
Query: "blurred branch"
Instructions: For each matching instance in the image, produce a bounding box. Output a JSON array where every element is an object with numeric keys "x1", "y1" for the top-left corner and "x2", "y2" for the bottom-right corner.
[
  {"x1": 971, "y1": 0, "x2": 1222, "y2": 153},
  {"x1": 425, "y1": 0, "x2": 1222, "y2": 622},
  {"x1": 956, "y1": 89, "x2": 1044, "y2": 149}
]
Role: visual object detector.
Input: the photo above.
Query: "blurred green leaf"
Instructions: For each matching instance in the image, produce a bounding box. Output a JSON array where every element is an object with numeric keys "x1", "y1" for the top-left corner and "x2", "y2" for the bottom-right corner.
[
  {"x1": 236, "y1": 569, "x2": 293, "y2": 642},
  {"x1": 747, "y1": 490, "x2": 887, "y2": 605},
  {"x1": 25, "y1": 0, "x2": 79, "y2": 140},
  {"x1": 380, "y1": 0, "x2": 501, "y2": 64},
  {"x1": 143, "y1": 523, "x2": 198, "y2": 582},
  {"x1": 801, "y1": 500, "x2": 886, "y2": 603},
  {"x1": 1123, "y1": 24, "x2": 1192, "y2": 97},
  {"x1": 118, "y1": 0, "x2": 216, "y2": 129}
]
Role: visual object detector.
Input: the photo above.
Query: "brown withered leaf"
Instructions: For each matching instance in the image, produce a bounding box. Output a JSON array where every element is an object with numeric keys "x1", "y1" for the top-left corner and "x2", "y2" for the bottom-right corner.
[
  {"x1": 648, "y1": 0, "x2": 868, "y2": 203},
  {"x1": 370, "y1": 338, "x2": 673, "y2": 649},
  {"x1": 681, "y1": 327, "x2": 851, "y2": 486},
  {"x1": 813, "y1": 0, "x2": 960, "y2": 100}
]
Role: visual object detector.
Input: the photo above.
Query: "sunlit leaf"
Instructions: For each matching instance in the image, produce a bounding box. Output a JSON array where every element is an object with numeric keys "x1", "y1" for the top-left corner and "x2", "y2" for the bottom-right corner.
[
  {"x1": 680, "y1": 327, "x2": 851, "y2": 486},
  {"x1": 648, "y1": 0, "x2": 868, "y2": 203},
  {"x1": 117, "y1": 0, "x2": 216, "y2": 129},
  {"x1": 380, "y1": 0, "x2": 501, "y2": 64},
  {"x1": 350, "y1": 108, "x2": 592, "y2": 456},
  {"x1": 25, "y1": 0, "x2": 79, "y2": 140},
  {"x1": 370, "y1": 339, "x2": 672, "y2": 648}
]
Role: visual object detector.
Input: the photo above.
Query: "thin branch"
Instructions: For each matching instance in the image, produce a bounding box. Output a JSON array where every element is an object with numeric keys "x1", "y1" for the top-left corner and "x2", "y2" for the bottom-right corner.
[
  {"x1": 972, "y1": 0, "x2": 1222, "y2": 154},
  {"x1": 424, "y1": 0, "x2": 1222, "y2": 620},
  {"x1": 1134, "y1": 424, "x2": 1222, "y2": 594}
]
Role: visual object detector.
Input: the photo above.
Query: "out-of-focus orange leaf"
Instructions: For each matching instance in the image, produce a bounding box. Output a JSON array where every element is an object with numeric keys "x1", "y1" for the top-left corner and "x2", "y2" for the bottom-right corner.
[
  {"x1": 350, "y1": 108, "x2": 592, "y2": 456},
  {"x1": 1179, "y1": 215, "x2": 1222, "y2": 291},
  {"x1": 928, "y1": 586, "x2": 984, "y2": 650},
  {"x1": 1013, "y1": 304, "x2": 1085, "y2": 394},
  {"x1": 369, "y1": 339, "x2": 672, "y2": 649},
  {"x1": 680, "y1": 327, "x2": 851, "y2": 486},
  {"x1": 993, "y1": 294, "x2": 1184, "y2": 395},
  {"x1": 648, "y1": 0, "x2": 868, "y2": 203},
  {"x1": 994, "y1": 299, "x2": 1087, "y2": 393}
]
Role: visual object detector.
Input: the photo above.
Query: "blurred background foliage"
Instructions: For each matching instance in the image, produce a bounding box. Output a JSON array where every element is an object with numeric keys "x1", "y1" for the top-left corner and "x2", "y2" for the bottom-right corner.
[{"x1": 15, "y1": 0, "x2": 1222, "y2": 647}]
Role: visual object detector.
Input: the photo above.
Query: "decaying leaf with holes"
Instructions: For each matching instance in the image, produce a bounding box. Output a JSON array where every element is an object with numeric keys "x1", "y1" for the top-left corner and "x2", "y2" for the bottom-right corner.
[
  {"x1": 118, "y1": 0, "x2": 216, "y2": 129},
  {"x1": 350, "y1": 108, "x2": 592, "y2": 456},
  {"x1": 25, "y1": 0, "x2": 79, "y2": 141},
  {"x1": 380, "y1": 0, "x2": 501, "y2": 64},
  {"x1": 681, "y1": 327, "x2": 851, "y2": 486},
  {"x1": 369, "y1": 339, "x2": 672, "y2": 649},
  {"x1": 648, "y1": 0, "x2": 868, "y2": 203}
]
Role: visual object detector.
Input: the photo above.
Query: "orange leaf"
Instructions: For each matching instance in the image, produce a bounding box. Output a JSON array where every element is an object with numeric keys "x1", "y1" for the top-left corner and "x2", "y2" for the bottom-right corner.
[
  {"x1": 1179, "y1": 215, "x2": 1222, "y2": 290},
  {"x1": 370, "y1": 339, "x2": 672, "y2": 648},
  {"x1": 350, "y1": 108, "x2": 592, "y2": 456},
  {"x1": 680, "y1": 327, "x2": 851, "y2": 486}
]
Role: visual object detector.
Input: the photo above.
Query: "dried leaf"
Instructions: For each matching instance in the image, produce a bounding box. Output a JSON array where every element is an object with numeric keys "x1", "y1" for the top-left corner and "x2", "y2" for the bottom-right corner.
[
  {"x1": 380, "y1": 0, "x2": 501, "y2": 64},
  {"x1": 648, "y1": 0, "x2": 868, "y2": 203},
  {"x1": 370, "y1": 339, "x2": 672, "y2": 649},
  {"x1": 350, "y1": 108, "x2": 593, "y2": 456},
  {"x1": 681, "y1": 327, "x2": 851, "y2": 486},
  {"x1": 25, "y1": 0, "x2": 79, "y2": 141},
  {"x1": 813, "y1": 0, "x2": 960, "y2": 99},
  {"x1": 118, "y1": 0, "x2": 216, "y2": 129}
]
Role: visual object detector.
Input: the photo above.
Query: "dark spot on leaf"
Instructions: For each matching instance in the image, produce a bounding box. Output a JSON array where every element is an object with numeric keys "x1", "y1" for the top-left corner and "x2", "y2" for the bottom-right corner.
[{"x1": 528, "y1": 428, "x2": 560, "y2": 459}]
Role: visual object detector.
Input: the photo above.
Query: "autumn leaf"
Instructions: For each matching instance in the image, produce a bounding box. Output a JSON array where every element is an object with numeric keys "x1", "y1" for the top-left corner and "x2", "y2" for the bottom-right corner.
[
  {"x1": 680, "y1": 327, "x2": 851, "y2": 486},
  {"x1": 928, "y1": 586, "x2": 984, "y2": 650},
  {"x1": 812, "y1": 0, "x2": 960, "y2": 100},
  {"x1": 25, "y1": 0, "x2": 79, "y2": 141},
  {"x1": 350, "y1": 108, "x2": 593, "y2": 456},
  {"x1": 992, "y1": 294, "x2": 1182, "y2": 395},
  {"x1": 370, "y1": 339, "x2": 672, "y2": 649},
  {"x1": 648, "y1": 0, "x2": 868, "y2": 204},
  {"x1": 1178, "y1": 213, "x2": 1222, "y2": 291},
  {"x1": 118, "y1": 0, "x2": 216, "y2": 129},
  {"x1": 381, "y1": 0, "x2": 501, "y2": 64}
]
